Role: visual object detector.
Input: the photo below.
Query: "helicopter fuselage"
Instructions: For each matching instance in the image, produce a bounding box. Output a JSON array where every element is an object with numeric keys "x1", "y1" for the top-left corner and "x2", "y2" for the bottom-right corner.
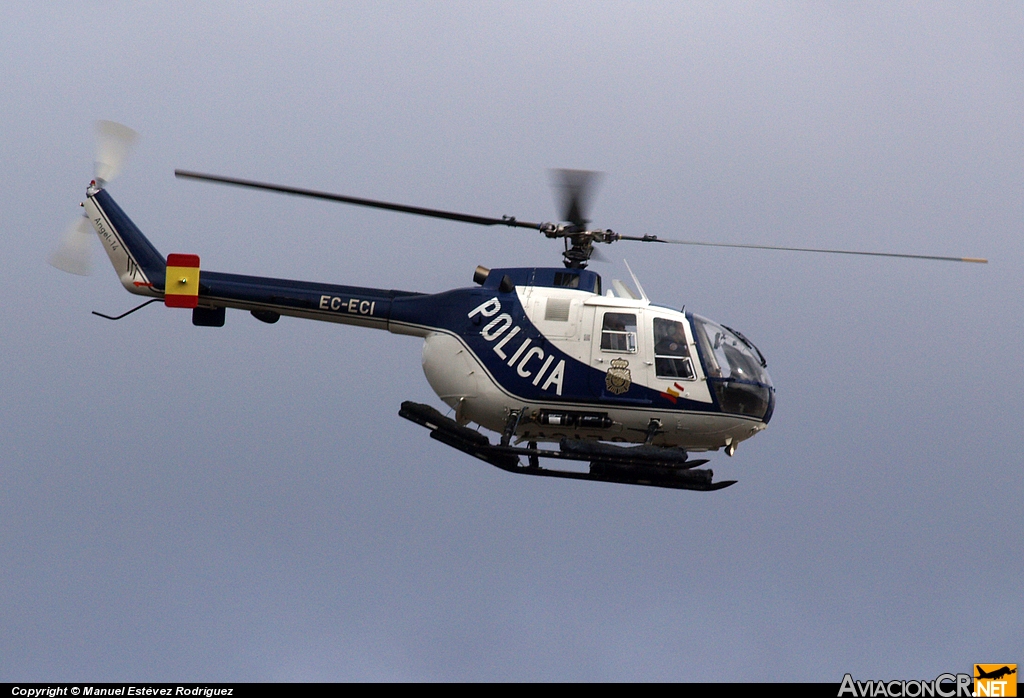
[
  {"x1": 412, "y1": 269, "x2": 774, "y2": 451},
  {"x1": 85, "y1": 185, "x2": 774, "y2": 454}
]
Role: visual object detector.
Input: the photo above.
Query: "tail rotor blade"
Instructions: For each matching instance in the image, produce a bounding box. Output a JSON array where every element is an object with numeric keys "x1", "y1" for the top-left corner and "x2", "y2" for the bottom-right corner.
[
  {"x1": 94, "y1": 120, "x2": 138, "y2": 185},
  {"x1": 49, "y1": 216, "x2": 94, "y2": 275},
  {"x1": 551, "y1": 169, "x2": 603, "y2": 229}
]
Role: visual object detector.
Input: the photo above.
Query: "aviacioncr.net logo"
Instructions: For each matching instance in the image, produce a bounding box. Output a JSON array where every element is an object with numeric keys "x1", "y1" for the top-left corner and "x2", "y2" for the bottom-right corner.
[{"x1": 838, "y1": 673, "x2": 973, "y2": 698}]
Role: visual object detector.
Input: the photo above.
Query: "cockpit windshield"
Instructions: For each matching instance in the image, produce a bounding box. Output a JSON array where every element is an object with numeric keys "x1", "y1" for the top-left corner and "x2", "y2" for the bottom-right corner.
[
  {"x1": 691, "y1": 315, "x2": 774, "y2": 420},
  {"x1": 691, "y1": 315, "x2": 771, "y2": 386}
]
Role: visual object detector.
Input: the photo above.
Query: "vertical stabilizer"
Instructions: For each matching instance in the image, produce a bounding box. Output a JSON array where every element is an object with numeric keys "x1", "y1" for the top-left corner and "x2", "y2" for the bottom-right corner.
[{"x1": 84, "y1": 186, "x2": 166, "y2": 296}]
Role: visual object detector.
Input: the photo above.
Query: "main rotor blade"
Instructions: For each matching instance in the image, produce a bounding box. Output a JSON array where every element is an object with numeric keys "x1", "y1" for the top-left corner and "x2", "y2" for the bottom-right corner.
[
  {"x1": 175, "y1": 170, "x2": 542, "y2": 230},
  {"x1": 551, "y1": 169, "x2": 603, "y2": 229},
  {"x1": 615, "y1": 235, "x2": 988, "y2": 264}
]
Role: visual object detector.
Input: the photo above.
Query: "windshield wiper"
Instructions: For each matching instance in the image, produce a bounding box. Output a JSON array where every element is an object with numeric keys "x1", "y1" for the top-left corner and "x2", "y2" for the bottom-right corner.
[{"x1": 722, "y1": 324, "x2": 767, "y2": 368}]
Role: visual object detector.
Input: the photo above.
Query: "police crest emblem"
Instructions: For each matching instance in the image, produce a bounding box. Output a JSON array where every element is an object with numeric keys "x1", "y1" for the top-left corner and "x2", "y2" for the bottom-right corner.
[{"x1": 605, "y1": 358, "x2": 632, "y2": 395}]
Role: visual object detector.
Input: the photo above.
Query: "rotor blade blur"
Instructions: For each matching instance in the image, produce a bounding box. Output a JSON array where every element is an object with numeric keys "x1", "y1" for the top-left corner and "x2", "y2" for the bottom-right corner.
[
  {"x1": 94, "y1": 121, "x2": 138, "y2": 185},
  {"x1": 175, "y1": 170, "x2": 543, "y2": 230},
  {"x1": 49, "y1": 216, "x2": 93, "y2": 275},
  {"x1": 615, "y1": 235, "x2": 988, "y2": 263},
  {"x1": 551, "y1": 169, "x2": 603, "y2": 228}
]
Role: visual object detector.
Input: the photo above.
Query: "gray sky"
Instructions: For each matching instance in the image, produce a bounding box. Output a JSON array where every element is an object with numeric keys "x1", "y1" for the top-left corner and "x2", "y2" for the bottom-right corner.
[{"x1": 2, "y1": 2, "x2": 1020, "y2": 681}]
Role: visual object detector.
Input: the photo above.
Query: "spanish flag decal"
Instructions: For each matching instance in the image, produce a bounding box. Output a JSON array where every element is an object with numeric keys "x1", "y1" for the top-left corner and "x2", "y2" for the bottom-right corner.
[
  {"x1": 660, "y1": 382, "x2": 689, "y2": 404},
  {"x1": 164, "y1": 253, "x2": 200, "y2": 308}
]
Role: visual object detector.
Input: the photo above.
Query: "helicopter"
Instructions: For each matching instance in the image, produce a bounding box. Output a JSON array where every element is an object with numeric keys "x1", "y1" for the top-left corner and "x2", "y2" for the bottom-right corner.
[{"x1": 51, "y1": 122, "x2": 987, "y2": 492}]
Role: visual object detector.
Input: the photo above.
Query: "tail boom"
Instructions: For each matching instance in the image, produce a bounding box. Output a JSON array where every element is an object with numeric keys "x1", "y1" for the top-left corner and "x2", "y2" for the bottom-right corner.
[
  {"x1": 86, "y1": 186, "x2": 424, "y2": 330},
  {"x1": 196, "y1": 270, "x2": 421, "y2": 330}
]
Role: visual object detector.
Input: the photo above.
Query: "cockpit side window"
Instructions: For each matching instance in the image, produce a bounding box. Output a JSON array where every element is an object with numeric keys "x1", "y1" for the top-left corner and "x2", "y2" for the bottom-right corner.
[
  {"x1": 691, "y1": 316, "x2": 722, "y2": 378},
  {"x1": 600, "y1": 312, "x2": 637, "y2": 353},
  {"x1": 653, "y1": 318, "x2": 695, "y2": 380}
]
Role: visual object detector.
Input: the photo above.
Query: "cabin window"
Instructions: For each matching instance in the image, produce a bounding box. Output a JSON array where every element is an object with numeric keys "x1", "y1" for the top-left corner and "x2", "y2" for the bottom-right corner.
[
  {"x1": 601, "y1": 313, "x2": 637, "y2": 353},
  {"x1": 653, "y1": 318, "x2": 695, "y2": 379}
]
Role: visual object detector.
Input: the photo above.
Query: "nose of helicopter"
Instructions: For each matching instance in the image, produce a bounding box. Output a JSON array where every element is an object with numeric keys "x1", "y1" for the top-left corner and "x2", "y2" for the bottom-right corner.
[{"x1": 762, "y1": 386, "x2": 775, "y2": 424}]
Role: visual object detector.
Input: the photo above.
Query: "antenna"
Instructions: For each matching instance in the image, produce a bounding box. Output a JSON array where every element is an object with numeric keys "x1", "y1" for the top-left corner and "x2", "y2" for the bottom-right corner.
[{"x1": 623, "y1": 259, "x2": 648, "y2": 302}]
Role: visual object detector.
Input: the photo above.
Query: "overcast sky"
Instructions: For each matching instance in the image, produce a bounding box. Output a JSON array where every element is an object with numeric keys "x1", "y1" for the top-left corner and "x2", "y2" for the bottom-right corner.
[{"x1": 2, "y1": 2, "x2": 1021, "y2": 682}]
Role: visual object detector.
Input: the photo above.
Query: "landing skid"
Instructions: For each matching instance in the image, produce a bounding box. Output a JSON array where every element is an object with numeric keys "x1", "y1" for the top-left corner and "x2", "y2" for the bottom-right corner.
[{"x1": 399, "y1": 401, "x2": 736, "y2": 492}]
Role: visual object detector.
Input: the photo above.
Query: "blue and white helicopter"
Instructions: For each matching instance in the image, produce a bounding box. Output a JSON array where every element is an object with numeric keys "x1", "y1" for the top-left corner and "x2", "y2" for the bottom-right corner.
[{"x1": 51, "y1": 123, "x2": 987, "y2": 492}]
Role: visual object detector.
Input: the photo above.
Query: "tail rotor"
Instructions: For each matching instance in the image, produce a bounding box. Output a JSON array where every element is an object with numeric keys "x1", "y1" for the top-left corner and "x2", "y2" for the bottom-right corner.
[
  {"x1": 49, "y1": 121, "x2": 138, "y2": 275},
  {"x1": 48, "y1": 216, "x2": 94, "y2": 276},
  {"x1": 94, "y1": 120, "x2": 138, "y2": 187}
]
